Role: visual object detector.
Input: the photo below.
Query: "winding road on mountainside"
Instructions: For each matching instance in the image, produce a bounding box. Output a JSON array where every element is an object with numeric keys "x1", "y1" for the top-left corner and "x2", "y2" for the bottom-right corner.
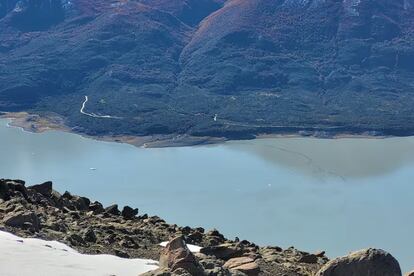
[{"x1": 80, "y1": 96, "x2": 122, "y2": 119}]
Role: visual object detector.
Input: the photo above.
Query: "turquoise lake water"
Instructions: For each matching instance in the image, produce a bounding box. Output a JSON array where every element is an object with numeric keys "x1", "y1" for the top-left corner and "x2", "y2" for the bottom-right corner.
[{"x1": 0, "y1": 118, "x2": 412, "y2": 271}]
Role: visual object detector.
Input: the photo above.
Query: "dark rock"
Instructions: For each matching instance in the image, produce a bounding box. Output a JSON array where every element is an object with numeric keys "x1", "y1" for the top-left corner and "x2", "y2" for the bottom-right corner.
[
  {"x1": 9, "y1": 182, "x2": 28, "y2": 199},
  {"x1": 139, "y1": 214, "x2": 149, "y2": 220},
  {"x1": 68, "y1": 233, "x2": 85, "y2": 246},
  {"x1": 50, "y1": 190, "x2": 62, "y2": 202},
  {"x1": 200, "y1": 243, "x2": 244, "y2": 260},
  {"x1": 120, "y1": 236, "x2": 139, "y2": 249},
  {"x1": 89, "y1": 201, "x2": 104, "y2": 214},
  {"x1": 114, "y1": 249, "x2": 130, "y2": 258},
  {"x1": 62, "y1": 191, "x2": 73, "y2": 200},
  {"x1": 0, "y1": 181, "x2": 11, "y2": 201},
  {"x1": 299, "y1": 253, "x2": 318, "y2": 264},
  {"x1": 3, "y1": 211, "x2": 40, "y2": 232},
  {"x1": 204, "y1": 228, "x2": 226, "y2": 246},
  {"x1": 104, "y1": 233, "x2": 117, "y2": 244},
  {"x1": 58, "y1": 192, "x2": 90, "y2": 211},
  {"x1": 180, "y1": 226, "x2": 192, "y2": 235},
  {"x1": 46, "y1": 220, "x2": 67, "y2": 232},
  {"x1": 121, "y1": 206, "x2": 138, "y2": 220},
  {"x1": 206, "y1": 229, "x2": 224, "y2": 238},
  {"x1": 316, "y1": 248, "x2": 402, "y2": 276},
  {"x1": 0, "y1": 180, "x2": 28, "y2": 200},
  {"x1": 315, "y1": 251, "x2": 326, "y2": 257},
  {"x1": 28, "y1": 181, "x2": 53, "y2": 196},
  {"x1": 72, "y1": 196, "x2": 90, "y2": 211},
  {"x1": 105, "y1": 204, "x2": 120, "y2": 216},
  {"x1": 195, "y1": 227, "x2": 205, "y2": 234},
  {"x1": 187, "y1": 231, "x2": 203, "y2": 243},
  {"x1": 69, "y1": 211, "x2": 81, "y2": 219},
  {"x1": 83, "y1": 228, "x2": 97, "y2": 243}
]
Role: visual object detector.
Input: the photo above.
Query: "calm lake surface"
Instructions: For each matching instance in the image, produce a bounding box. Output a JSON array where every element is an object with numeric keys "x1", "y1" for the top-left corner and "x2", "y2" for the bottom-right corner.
[{"x1": 0, "y1": 118, "x2": 413, "y2": 271}]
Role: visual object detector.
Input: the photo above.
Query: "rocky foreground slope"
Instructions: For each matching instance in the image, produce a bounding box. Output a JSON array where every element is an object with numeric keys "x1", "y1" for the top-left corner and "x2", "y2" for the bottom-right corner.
[
  {"x1": 1, "y1": 0, "x2": 414, "y2": 140},
  {"x1": 0, "y1": 178, "x2": 408, "y2": 276}
]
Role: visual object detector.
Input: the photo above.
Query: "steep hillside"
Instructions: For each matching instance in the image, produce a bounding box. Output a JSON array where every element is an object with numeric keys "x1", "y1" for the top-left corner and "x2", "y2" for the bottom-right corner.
[
  {"x1": 0, "y1": 0, "x2": 193, "y2": 135},
  {"x1": 177, "y1": 0, "x2": 414, "y2": 136},
  {"x1": 1, "y1": 0, "x2": 414, "y2": 140}
]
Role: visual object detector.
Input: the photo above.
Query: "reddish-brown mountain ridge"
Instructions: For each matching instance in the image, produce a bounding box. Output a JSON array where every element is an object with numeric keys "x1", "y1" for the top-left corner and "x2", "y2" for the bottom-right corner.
[{"x1": 0, "y1": 0, "x2": 414, "y2": 140}]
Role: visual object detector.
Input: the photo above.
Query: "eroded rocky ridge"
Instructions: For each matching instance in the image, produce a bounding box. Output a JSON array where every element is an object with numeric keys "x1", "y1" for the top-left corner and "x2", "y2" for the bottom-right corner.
[
  {"x1": 0, "y1": 178, "x2": 329, "y2": 275},
  {"x1": 0, "y1": 178, "x2": 406, "y2": 276}
]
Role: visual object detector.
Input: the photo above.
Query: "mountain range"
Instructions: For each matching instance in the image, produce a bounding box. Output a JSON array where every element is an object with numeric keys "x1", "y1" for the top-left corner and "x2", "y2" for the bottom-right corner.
[{"x1": 1, "y1": 0, "x2": 414, "y2": 139}]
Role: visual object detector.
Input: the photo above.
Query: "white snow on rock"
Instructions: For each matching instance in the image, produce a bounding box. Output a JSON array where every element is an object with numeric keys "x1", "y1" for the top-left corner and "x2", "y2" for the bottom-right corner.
[
  {"x1": 159, "y1": 241, "x2": 202, "y2": 253},
  {"x1": 0, "y1": 230, "x2": 158, "y2": 276}
]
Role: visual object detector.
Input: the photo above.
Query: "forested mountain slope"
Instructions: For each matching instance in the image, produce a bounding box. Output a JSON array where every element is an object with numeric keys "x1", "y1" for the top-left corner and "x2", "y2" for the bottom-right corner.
[{"x1": 1, "y1": 0, "x2": 414, "y2": 139}]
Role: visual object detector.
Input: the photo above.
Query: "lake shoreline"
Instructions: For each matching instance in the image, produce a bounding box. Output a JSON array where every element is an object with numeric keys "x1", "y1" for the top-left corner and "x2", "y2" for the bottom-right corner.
[
  {"x1": 0, "y1": 112, "x2": 227, "y2": 148},
  {"x1": 0, "y1": 112, "x2": 393, "y2": 149},
  {"x1": 1, "y1": 112, "x2": 413, "y2": 273}
]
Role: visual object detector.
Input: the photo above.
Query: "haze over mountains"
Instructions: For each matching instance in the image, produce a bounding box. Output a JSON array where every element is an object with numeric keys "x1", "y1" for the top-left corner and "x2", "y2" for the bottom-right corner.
[{"x1": 1, "y1": 0, "x2": 414, "y2": 139}]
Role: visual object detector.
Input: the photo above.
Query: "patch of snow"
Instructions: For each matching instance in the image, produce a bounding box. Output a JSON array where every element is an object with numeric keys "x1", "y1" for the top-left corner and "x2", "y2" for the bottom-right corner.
[
  {"x1": 159, "y1": 241, "x2": 202, "y2": 253},
  {"x1": 0, "y1": 231, "x2": 158, "y2": 276}
]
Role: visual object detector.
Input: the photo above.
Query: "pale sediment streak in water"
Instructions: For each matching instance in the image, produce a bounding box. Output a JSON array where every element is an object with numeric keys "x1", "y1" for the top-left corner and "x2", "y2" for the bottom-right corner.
[
  {"x1": 80, "y1": 96, "x2": 121, "y2": 119},
  {"x1": 274, "y1": 145, "x2": 347, "y2": 181},
  {"x1": 235, "y1": 141, "x2": 347, "y2": 181}
]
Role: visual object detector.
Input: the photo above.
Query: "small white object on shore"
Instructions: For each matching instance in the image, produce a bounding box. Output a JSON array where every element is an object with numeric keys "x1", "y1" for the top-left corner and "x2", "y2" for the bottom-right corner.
[
  {"x1": 159, "y1": 241, "x2": 201, "y2": 253},
  {"x1": 0, "y1": 230, "x2": 158, "y2": 276}
]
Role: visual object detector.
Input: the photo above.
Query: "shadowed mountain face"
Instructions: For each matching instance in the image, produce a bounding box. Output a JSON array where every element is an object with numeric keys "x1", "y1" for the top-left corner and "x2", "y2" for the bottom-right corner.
[{"x1": 0, "y1": 0, "x2": 413, "y2": 138}]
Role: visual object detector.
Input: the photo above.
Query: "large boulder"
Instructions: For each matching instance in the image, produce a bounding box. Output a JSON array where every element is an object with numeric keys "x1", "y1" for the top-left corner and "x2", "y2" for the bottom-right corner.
[
  {"x1": 0, "y1": 180, "x2": 12, "y2": 200},
  {"x1": 144, "y1": 236, "x2": 205, "y2": 275},
  {"x1": 224, "y1": 257, "x2": 260, "y2": 276},
  {"x1": 57, "y1": 191, "x2": 90, "y2": 211},
  {"x1": 200, "y1": 243, "x2": 244, "y2": 260},
  {"x1": 159, "y1": 236, "x2": 204, "y2": 275},
  {"x1": 105, "y1": 204, "x2": 120, "y2": 216},
  {"x1": 3, "y1": 211, "x2": 40, "y2": 232},
  {"x1": 89, "y1": 201, "x2": 105, "y2": 214},
  {"x1": 71, "y1": 196, "x2": 90, "y2": 211},
  {"x1": 0, "y1": 179, "x2": 28, "y2": 200},
  {"x1": 28, "y1": 181, "x2": 53, "y2": 196},
  {"x1": 121, "y1": 206, "x2": 138, "y2": 220},
  {"x1": 316, "y1": 248, "x2": 402, "y2": 276}
]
